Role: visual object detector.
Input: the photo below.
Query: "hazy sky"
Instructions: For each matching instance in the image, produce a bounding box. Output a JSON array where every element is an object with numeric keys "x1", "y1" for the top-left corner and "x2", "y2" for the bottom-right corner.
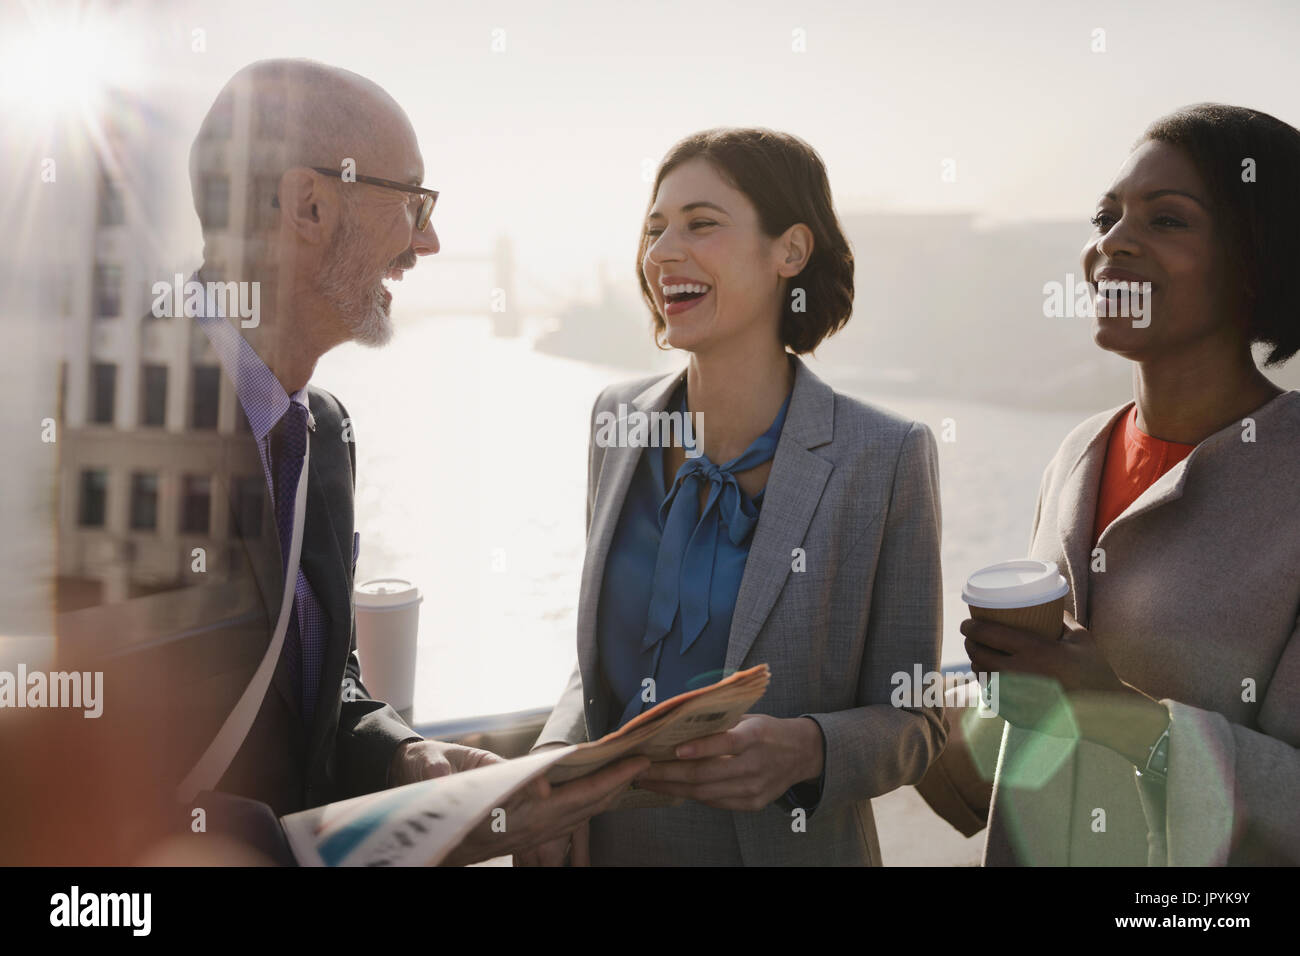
[{"x1": 6, "y1": 0, "x2": 1300, "y2": 306}]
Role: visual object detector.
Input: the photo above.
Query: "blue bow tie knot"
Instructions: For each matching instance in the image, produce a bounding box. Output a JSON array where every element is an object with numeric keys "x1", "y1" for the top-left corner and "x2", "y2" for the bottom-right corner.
[{"x1": 641, "y1": 390, "x2": 791, "y2": 655}]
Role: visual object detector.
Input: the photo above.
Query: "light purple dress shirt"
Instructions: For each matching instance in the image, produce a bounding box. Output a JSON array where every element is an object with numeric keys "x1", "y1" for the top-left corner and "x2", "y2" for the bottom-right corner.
[{"x1": 193, "y1": 295, "x2": 328, "y2": 722}]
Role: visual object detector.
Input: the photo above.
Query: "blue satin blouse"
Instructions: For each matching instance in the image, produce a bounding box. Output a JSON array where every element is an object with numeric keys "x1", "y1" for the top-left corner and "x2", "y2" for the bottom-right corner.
[{"x1": 595, "y1": 384, "x2": 792, "y2": 733}]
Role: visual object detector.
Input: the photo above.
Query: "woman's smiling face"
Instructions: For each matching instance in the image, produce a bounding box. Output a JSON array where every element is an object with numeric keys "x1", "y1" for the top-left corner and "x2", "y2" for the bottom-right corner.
[
  {"x1": 642, "y1": 157, "x2": 788, "y2": 354},
  {"x1": 1082, "y1": 138, "x2": 1244, "y2": 360}
]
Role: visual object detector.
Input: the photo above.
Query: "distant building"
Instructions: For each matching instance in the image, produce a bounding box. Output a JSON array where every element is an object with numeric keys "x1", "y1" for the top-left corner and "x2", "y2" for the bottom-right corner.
[{"x1": 56, "y1": 90, "x2": 264, "y2": 612}]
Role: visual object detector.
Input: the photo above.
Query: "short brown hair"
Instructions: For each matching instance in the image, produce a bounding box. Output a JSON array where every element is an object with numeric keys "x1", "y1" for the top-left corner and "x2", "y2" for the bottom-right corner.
[{"x1": 637, "y1": 128, "x2": 854, "y2": 354}]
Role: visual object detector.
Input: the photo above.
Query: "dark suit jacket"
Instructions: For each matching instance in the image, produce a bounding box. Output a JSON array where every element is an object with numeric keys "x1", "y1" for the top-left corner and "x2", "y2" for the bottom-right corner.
[
  {"x1": 57, "y1": 383, "x2": 418, "y2": 844},
  {"x1": 217, "y1": 386, "x2": 420, "y2": 814}
]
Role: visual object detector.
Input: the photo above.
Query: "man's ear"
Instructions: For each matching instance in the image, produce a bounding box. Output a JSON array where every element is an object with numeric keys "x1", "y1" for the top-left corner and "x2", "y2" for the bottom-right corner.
[
  {"x1": 776, "y1": 223, "x2": 814, "y2": 278},
  {"x1": 278, "y1": 167, "x2": 334, "y2": 245}
]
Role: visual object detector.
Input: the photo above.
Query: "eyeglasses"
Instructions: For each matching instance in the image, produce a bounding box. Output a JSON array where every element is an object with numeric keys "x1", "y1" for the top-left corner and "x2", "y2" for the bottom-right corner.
[{"x1": 271, "y1": 166, "x2": 438, "y2": 231}]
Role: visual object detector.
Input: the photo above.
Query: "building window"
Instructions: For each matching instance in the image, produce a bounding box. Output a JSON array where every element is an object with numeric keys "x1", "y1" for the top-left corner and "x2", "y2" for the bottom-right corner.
[
  {"x1": 144, "y1": 277, "x2": 171, "y2": 320},
  {"x1": 180, "y1": 475, "x2": 211, "y2": 534},
  {"x1": 250, "y1": 175, "x2": 280, "y2": 230},
  {"x1": 201, "y1": 175, "x2": 230, "y2": 231},
  {"x1": 129, "y1": 472, "x2": 158, "y2": 531},
  {"x1": 98, "y1": 172, "x2": 125, "y2": 227},
  {"x1": 58, "y1": 361, "x2": 67, "y2": 424},
  {"x1": 191, "y1": 365, "x2": 220, "y2": 429},
  {"x1": 89, "y1": 363, "x2": 116, "y2": 425},
  {"x1": 78, "y1": 470, "x2": 108, "y2": 527},
  {"x1": 140, "y1": 364, "x2": 167, "y2": 427},
  {"x1": 255, "y1": 85, "x2": 286, "y2": 137},
  {"x1": 229, "y1": 475, "x2": 266, "y2": 539},
  {"x1": 208, "y1": 97, "x2": 233, "y2": 140},
  {"x1": 94, "y1": 263, "x2": 122, "y2": 318}
]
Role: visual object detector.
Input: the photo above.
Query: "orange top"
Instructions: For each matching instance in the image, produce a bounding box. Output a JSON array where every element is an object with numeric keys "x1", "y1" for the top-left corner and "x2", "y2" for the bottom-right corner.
[{"x1": 1092, "y1": 405, "x2": 1196, "y2": 547}]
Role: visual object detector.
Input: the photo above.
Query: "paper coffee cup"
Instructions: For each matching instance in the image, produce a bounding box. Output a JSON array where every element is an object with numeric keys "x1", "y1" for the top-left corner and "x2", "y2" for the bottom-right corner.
[
  {"x1": 354, "y1": 578, "x2": 422, "y2": 714},
  {"x1": 962, "y1": 560, "x2": 1069, "y2": 640}
]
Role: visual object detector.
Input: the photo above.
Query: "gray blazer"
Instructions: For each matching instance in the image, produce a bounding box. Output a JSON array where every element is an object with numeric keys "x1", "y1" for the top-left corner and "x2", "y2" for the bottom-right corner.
[
  {"x1": 534, "y1": 356, "x2": 946, "y2": 865},
  {"x1": 984, "y1": 389, "x2": 1300, "y2": 866}
]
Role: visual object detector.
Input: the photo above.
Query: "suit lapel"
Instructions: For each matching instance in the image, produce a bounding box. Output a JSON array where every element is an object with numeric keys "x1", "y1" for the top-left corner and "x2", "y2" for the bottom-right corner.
[
  {"x1": 220, "y1": 432, "x2": 299, "y2": 713},
  {"x1": 222, "y1": 436, "x2": 281, "y2": 625},
  {"x1": 300, "y1": 397, "x2": 354, "y2": 762},
  {"x1": 725, "y1": 357, "x2": 834, "y2": 671},
  {"x1": 577, "y1": 369, "x2": 686, "y2": 695}
]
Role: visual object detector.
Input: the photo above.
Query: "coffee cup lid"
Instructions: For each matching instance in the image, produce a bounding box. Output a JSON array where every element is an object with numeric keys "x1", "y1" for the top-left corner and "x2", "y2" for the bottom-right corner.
[
  {"x1": 962, "y1": 560, "x2": 1069, "y2": 609},
  {"x1": 354, "y1": 578, "x2": 422, "y2": 608}
]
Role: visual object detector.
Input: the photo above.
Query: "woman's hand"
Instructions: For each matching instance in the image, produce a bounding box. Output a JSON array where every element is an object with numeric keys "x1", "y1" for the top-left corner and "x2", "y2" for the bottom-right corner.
[
  {"x1": 960, "y1": 610, "x2": 1126, "y2": 696},
  {"x1": 632, "y1": 714, "x2": 824, "y2": 811},
  {"x1": 960, "y1": 610, "x2": 1169, "y2": 764}
]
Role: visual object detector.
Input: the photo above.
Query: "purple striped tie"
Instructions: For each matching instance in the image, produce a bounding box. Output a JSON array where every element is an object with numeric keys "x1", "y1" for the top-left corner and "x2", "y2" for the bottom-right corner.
[{"x1": 272, "y1": 402, "x2": 310, "y2": 717}]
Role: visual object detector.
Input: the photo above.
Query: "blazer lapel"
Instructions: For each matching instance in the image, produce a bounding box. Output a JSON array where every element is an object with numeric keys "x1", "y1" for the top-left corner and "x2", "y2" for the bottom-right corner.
[
  {"x1": 221, "y1": 434, "x2": 299, "y2": 713},
  {"x1": 576, "y1": 368, "x2": 686, "y2": 706},
  {"x1": 725, "y1": 357, "x2": 834, "y2": 672},
  {"x1": 299, "y1": 415, "x2": 354, "y2": 762},
  {"x1": 223, "y1": 437, "x2": 281, "y2": 624}
]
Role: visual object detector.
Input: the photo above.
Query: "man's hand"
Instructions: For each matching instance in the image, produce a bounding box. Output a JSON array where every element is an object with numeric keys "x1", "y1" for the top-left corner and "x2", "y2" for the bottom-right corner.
[
  {"x1": 513, "y1": 819, "x2": 590, "y2": 867},
  {"x1": 632, "y1": 715, "x2": 824, "y2": 811},
  {"x1": 388, "y1": 739, "x2": 503, "y2": 787},
  {"x1": 443, "y1": 756, "x2": 650, "y2": 866}
]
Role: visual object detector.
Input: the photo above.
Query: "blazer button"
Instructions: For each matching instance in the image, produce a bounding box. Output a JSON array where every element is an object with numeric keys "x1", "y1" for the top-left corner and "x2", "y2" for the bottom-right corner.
[{"x1": 587, "y1": 697, "x2": 595, "y2": 705}]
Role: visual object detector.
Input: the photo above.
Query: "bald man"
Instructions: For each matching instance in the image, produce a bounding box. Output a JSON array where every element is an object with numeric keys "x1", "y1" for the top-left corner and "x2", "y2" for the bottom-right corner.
[{"x1": 54, "y1": 59, "x2": 643, "y2": 866}]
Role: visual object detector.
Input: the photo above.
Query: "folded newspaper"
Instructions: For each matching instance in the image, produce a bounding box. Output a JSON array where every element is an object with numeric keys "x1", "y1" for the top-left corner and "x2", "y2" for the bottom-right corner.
[{"x1": 280, "y1": 663, "x2": 770, "y2": 866}]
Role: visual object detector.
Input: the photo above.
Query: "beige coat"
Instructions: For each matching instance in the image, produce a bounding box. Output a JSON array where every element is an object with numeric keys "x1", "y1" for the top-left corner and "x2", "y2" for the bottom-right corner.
[{"x1": 984, "y1": 389, "x2": 1300, "y2": 865}]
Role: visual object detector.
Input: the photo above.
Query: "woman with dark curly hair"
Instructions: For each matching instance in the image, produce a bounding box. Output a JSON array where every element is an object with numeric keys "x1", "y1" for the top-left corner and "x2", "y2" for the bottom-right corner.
[
  {"x1": 962, "y1": 104, "x2": 1300, "y2": 865},
  {"x1": 522, "y1": 128, "x2": 946, "y2": 865}
]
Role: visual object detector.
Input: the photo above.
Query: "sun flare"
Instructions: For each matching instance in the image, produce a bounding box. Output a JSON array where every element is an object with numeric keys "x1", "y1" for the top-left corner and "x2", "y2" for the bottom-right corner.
[{"x1": 0, "y1": 3, "x2": 129, "y2": 126}]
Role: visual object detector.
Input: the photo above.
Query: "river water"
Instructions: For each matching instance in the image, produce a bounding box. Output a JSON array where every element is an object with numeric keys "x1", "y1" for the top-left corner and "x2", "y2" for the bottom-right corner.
[{"x1": 315, "y1": 315, "x2": 1087, "y2": 723}]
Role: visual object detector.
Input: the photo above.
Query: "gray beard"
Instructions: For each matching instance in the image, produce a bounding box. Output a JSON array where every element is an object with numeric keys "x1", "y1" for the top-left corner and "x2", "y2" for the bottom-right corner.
[{"x1": 319, "y1": 210, "x2": 394, "y2": 348}]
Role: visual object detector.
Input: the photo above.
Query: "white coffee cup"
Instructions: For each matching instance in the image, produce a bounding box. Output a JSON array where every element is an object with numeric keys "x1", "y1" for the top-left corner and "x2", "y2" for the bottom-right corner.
[
  {"x1": 353, "y1": 578, "x2": 422, "y2": 714},
  {"x1": 962, "y1": 559, "x2": 1070, "y2": 639}
]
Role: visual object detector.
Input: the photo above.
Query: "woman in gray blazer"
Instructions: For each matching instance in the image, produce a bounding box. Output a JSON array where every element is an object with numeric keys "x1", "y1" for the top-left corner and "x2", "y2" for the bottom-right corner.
[
  {"x1": 962, "y1": 104, "x2": 1300, "y2": 865},
  {"x1": 519, "y1": 128, "x2": 945, "y2": 866}
]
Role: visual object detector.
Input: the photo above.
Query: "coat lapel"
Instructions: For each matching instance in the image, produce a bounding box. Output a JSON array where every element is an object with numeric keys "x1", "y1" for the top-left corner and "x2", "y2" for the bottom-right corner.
[
  {"x1": 1056, "y1": 400, "x2": 1219, "y2": 622},
  {"x1": 1054, "y1": 405, "x2": 1127, "y2": 623},
  {"x1": 725, "y1": 357, "x2": 834, "y2": 671},
  {"x1": 1096, "y1": 401, "x2": 1265, "y2": 542}
]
